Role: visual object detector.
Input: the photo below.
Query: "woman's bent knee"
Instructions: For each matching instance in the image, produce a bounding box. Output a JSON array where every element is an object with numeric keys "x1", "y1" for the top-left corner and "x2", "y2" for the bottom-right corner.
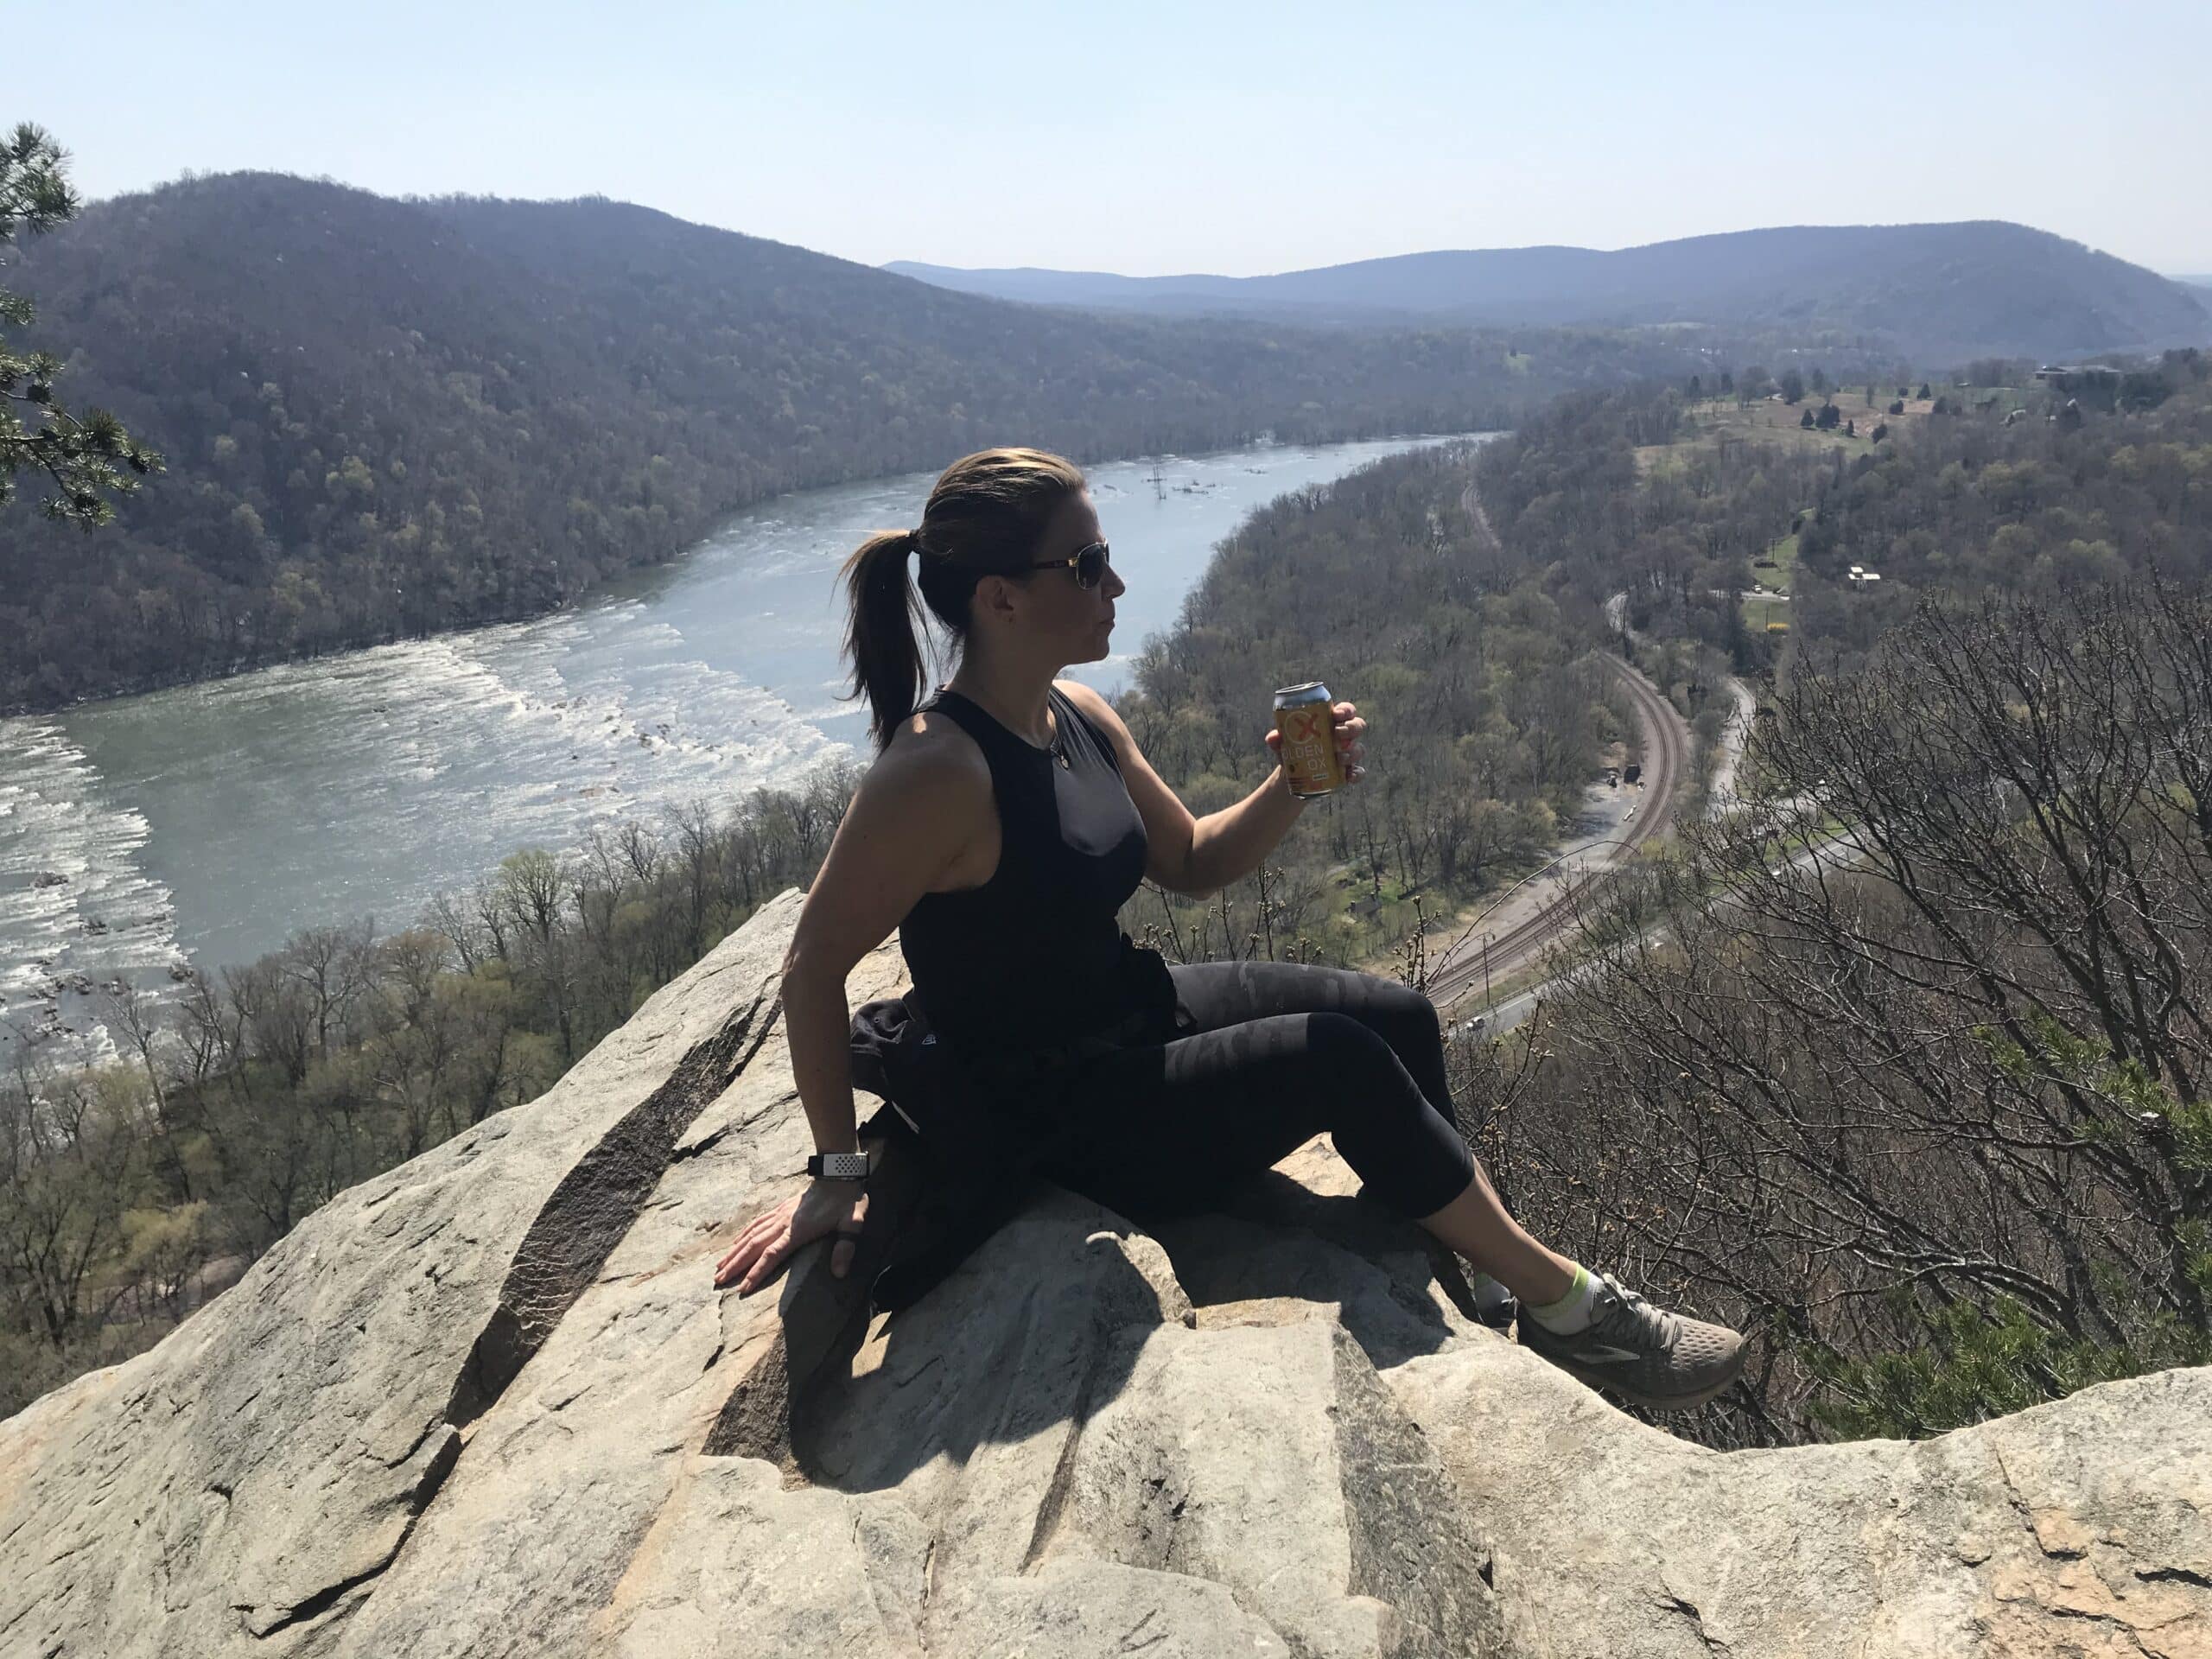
[
  {"x1": 1301, "y1": 1009, "x2": 1393, "y2": 1074},
  {"x1": 1373, "y1": 977, "x2": 1443, "y2": 1041}
]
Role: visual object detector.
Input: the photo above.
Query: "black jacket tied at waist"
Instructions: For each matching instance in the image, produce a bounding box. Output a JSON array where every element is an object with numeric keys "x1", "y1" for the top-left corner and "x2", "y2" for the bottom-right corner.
[{"x1": 846, "y1": 932, "x2": 1185, "y2": 1313}]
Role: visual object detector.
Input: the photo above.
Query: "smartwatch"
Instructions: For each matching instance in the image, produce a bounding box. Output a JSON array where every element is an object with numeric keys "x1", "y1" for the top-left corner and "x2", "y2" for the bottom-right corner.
[{"x1": 805, "y1": 1151, "x2": 869, "y2": 1181}]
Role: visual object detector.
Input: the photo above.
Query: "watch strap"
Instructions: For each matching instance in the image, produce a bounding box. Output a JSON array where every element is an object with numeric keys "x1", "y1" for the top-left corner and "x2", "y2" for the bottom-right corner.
[{"x1": 805, "y1": 1151, "x2": 869, "y2": 1180}]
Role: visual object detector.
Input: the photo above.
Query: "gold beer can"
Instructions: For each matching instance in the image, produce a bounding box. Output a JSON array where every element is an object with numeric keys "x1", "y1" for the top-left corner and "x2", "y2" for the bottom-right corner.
[{"x1": 1274, "y1": 681, "x2": 1345, "y2": 799}]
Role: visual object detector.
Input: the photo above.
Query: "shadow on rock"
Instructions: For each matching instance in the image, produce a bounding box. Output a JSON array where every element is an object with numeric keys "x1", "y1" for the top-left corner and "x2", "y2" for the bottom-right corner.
[
  {"x1": 786, "y1": 1186, "x2": 1186, "y2": 1497},
  {"x1": 1144, "y1": 1162, "x2": 1486, "y2": 1370},
  {"x1": 707, "y1": 1137, "x2": 1485, "y2": 1505}
]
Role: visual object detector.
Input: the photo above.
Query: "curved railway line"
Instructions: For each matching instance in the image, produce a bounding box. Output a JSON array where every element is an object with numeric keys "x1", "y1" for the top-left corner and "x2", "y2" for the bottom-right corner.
[{"x1": 1426, "y1": 653, "x2": 1688, "y2": 1007}]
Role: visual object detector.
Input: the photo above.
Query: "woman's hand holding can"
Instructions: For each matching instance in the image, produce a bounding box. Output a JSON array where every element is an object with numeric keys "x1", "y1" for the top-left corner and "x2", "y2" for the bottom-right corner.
[{"x1": 1266, "y1": 684, "x2": 1365, "y2": 795}]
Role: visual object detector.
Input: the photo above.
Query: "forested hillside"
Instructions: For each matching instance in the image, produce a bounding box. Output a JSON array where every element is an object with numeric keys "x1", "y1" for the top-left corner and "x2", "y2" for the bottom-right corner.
[
  {"x1": 1471, "y1": 347, "x2": 2212, "y2": 677},
  {"x1": 0, "y1": 172, "x2": 1700, "y2": 715},
  {"x1": 1484, "y1": 580, "x2": 2212, "y2": 1447},
  {"x1": 1458, "y1": 348, "x2": 2212, "y2": 1447},
  {"x1": 1777, "y1": 359, "x2": 2212, "y2": 657},
  {"x1": 892, "y1": 220, "x2": 2212, "y2": 361}
]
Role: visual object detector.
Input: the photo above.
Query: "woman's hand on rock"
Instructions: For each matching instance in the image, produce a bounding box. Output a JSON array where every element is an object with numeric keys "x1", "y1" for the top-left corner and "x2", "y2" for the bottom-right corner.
[{"x1": 713, "y1": 1179, "x2": 869, "y2": 1294}]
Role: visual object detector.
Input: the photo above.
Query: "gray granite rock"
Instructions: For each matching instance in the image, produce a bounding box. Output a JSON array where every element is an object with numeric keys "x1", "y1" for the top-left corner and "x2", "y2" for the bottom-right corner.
[
  {"x1": 3, "y1": 890, "x2": 2206, "y2": 1658},
  {"x1": 0, "y1": 891, "x2": 801, "y2": 1658}
]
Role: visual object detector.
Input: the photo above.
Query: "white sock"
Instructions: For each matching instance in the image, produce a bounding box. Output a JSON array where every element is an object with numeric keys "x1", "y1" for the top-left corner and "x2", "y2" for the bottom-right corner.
[{"x1": 1526, "y1": 1264, "x2": 1597, "y2": 1334}]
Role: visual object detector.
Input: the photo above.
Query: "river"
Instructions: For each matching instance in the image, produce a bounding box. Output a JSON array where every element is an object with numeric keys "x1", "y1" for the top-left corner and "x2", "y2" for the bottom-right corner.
[{"x1": 0, "y1": 434, "x2": 1478, "y2": 1062}]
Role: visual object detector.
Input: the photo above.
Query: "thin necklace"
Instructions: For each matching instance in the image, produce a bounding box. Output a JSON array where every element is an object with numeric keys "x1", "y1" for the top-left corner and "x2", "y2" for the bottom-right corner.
[
  {"x1": 1046, "y1": 690, "x2": 1071, "y2": 766},
  {"x1": 946, "y1": 681, "x2": 1068, "y2": 765},
  {"x1": 1041, "y1": 692, "x2": 1070, "y2": 767}
]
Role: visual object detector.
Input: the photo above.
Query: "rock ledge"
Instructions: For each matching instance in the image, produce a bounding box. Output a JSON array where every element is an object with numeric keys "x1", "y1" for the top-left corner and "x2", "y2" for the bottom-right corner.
[{"x1": 3, "y1": 892, "x2": 2206, "y2": 1657}]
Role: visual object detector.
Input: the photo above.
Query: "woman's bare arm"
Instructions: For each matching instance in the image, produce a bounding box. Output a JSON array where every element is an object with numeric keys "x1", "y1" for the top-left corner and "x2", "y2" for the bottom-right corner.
[
  {"x1": 779, "y1": 728, "x2": 993, "y2": 1155},
  {"x1": 713, "y1": 724, "x2": 990, "y2": 1292}
]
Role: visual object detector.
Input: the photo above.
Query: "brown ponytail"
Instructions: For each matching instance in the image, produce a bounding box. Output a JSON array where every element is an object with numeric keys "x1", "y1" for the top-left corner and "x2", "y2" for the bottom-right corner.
[
  {"x1": 841, "y1": 527, "x2": 929, "y2": 753},
  {"x1": 839, "y1": 447, "x2": 1089, "y2": 748}
]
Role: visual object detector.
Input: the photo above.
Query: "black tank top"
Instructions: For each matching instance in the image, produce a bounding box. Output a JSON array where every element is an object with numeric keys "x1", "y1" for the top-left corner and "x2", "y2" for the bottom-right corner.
[{"x1": 898, "y1": 683, "x2": 1155, "y2": 1055}]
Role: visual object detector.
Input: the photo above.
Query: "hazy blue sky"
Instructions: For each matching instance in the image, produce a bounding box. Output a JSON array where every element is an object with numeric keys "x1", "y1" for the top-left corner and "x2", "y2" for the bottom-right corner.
[{"x1": 19, "y1": 1, "x2": 2212, "y2": 275}]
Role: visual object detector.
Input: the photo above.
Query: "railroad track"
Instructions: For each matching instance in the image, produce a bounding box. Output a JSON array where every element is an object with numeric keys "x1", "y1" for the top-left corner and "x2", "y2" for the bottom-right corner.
[
  {"x1": 1427, "y1": 653, "x2": 1688, "y2": 1007},
  {"x1": 1458, "y1": 472, "x2": 1503, "y2": 557}
]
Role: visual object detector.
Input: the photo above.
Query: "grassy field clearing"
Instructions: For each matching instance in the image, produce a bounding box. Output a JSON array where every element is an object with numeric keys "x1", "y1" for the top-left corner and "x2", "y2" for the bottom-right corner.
[
  {"x1": 1751, "y1": 529, "x2": 1801, "y2": 593},
  {"x1": 1637, "y1": 388, "x2": 1938, "y2": 477}
]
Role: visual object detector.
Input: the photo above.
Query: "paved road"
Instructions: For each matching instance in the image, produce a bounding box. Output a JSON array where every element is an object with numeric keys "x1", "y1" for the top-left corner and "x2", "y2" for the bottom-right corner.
[{"x1": 1707, "y1": 677, "x2": 1758, "y2": 817}]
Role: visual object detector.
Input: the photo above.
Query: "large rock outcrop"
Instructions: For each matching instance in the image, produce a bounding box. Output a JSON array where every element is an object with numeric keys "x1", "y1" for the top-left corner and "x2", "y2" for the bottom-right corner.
[{"x1": 3, "y1": 890, "x2": 2207, "y2": 1657}]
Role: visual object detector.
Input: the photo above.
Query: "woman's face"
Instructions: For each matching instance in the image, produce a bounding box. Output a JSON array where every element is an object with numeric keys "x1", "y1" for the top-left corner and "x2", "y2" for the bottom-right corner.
[{"x1": 1006, "y1": 487, "x2": 1126, "y2": 664}]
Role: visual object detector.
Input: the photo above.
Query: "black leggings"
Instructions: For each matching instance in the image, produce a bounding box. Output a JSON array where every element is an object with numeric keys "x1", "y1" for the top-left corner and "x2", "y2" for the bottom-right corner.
[{"x1": 1037, "y1": 960, "x2": 1477, "y2": 1222}]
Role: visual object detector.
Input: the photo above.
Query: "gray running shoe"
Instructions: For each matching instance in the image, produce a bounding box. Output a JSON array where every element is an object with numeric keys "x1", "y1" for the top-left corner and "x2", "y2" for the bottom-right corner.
[{"x1": 1516, "y1": 1272, "x2": 1745, "y2": 1412}]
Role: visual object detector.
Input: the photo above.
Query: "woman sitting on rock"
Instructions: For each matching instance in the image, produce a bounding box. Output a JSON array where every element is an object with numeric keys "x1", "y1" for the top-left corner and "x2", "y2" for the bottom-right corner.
[{"x1": 711, "y1": 446, "x2": 1745, "y2": 1413}]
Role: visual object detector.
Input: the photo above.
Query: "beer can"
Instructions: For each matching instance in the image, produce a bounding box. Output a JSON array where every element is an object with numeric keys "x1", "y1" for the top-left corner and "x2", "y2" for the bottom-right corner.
[{"x1": 1274, "y1": 681, "x2": 1345, "y2": 799}]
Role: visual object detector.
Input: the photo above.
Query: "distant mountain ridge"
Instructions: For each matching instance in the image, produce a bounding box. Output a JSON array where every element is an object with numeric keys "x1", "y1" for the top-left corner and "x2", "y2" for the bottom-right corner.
[
  {"x1": 888, "y1": 222, "x2": 2212, "y2": 362},
  {"x1": 0, "y1": 171, "x2": 1705, "y2": 714}
]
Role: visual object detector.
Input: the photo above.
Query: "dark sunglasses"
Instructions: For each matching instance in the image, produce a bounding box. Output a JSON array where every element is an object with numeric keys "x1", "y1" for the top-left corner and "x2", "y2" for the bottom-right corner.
[{"x1": 1027, "y1": 539, "x2": 1112, "y2": 589}]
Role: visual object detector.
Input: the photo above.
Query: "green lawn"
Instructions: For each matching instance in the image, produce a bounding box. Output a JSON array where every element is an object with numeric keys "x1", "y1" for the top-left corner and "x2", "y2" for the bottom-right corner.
[
  {"x1": 1743, "y1": 527, "x2": 1800, "y2": 634},
  {"x1": 1751, "y1": 531, "x2": 1801, "y2": 594}
]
